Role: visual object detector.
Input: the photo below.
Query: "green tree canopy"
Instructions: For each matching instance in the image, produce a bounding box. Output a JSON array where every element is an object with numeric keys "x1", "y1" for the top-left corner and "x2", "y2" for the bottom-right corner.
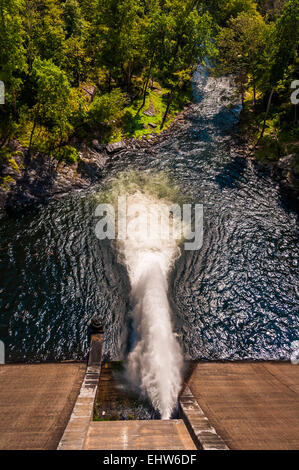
[{"x1": 216, "y1": 11, "x2": 271, "y2": 105}]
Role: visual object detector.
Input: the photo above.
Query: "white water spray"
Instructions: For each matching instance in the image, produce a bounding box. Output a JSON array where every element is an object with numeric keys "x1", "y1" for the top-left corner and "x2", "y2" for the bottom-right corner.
[{"x1": 117, "y1": 192, "x2": 184, "y2": 419}]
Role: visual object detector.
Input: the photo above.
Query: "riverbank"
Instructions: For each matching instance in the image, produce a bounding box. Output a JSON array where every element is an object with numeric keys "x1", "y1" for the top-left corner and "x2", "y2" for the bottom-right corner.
[
  {"x1": 238, "y1": 92, "x2": 299, "y2": 201},
  {"x1": 0, "y1": 104, "x2": 191, "y2": 213},
  {"x1": 1, "y1": 102, "x2": 298, "y2": 213}
]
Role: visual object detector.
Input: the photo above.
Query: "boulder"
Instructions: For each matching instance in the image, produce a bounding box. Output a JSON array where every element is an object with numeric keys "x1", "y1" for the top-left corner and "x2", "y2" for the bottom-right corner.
[
  {"x1": 91, "y1": 139, "x2": 105, "y2": 152},
  {"x1": 277, "y1": 153, "x2": 299, "y2": 188},
  {"x1": 148, "y1": 122, "x2": 157, "y2": 128},
  {"x1": 0, "y1": 166, "x2": 19, "y2": 178},
  {"x1": 278, "y1": 154, "x2": 297, "y2": 170},
  {"x1": 106, "y1": 141, "x2": 127, "y2": 154}
]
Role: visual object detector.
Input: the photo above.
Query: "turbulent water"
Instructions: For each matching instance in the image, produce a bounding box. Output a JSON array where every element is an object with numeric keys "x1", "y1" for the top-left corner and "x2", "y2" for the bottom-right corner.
[
  {"x1": 0, "y1": 66, "x2": 298, "y2": 369},
  {"x1": 116, "y1": 192, "x2": 183, "y2": 419}
]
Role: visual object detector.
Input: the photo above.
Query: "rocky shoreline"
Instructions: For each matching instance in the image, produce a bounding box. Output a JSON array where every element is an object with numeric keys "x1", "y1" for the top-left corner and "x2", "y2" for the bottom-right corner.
[
  {"x1": 236, "y1": 117, "x2": 299, "y2": 206},
  {"x1": 0, "y1": 107, "x2": 190, "y2": 213},
  {"x1": 240, "y1": 141, "x2": 299, "y2": 206},
  {"x1": 0, "y1": 104, "x2": 298, "y2": 214}
]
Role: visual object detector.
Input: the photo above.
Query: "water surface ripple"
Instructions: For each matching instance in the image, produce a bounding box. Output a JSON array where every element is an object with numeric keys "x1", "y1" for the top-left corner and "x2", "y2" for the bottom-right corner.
[{"x1": 0, "y1": 67, "x2": 298, "y2": 362}]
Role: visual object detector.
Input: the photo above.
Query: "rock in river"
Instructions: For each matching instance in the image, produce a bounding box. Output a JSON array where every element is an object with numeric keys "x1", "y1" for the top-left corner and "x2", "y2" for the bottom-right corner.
[{"x1": 106, "y1": 141, "x2": 127, "y2": 154}]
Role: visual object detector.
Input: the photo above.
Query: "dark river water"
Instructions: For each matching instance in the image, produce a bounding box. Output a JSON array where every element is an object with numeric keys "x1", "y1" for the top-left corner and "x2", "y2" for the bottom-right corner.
[{"x1": 0, "y1": 67, "x2": 298, "y2": 363}]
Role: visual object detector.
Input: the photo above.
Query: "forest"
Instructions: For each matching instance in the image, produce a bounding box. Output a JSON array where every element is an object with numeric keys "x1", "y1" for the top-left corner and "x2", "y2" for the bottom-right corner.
[{"x1": 0, "y1": 0, "x2": 298, "y2": 190}]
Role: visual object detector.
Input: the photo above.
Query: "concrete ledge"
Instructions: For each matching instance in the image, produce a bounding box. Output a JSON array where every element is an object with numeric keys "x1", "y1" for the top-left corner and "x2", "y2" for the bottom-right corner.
[
  {"x1": 0, "y1": 363, "x2": 86, "y2": 450},
  {"x1": 57, "y1": 334, "x2": 103, "y2": 450},
  {"x1": 179, "y1": 386, "x2": 229, "y2": 450},
  {"x1": 186, "y1": 362, "x2": 299, "y2": 450},
  {"x1": 84, "y1": 420, "x2": 196, "y2": 450}
]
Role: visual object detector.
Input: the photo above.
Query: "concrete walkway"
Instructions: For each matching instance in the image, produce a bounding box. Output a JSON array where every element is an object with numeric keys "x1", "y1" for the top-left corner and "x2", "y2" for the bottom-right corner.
[
  {"x1": 1, "y1": 360, "x2": 298, "y2": 450},
  {"x1": 186, "y1": 362, "x2": 299, "y2": 450},
  {"x1": 84, "y1": 420, "x2": 196, "y2": 450},
  {"x1": 0, "y1": 363, "x2": 86, "y2": 450}
]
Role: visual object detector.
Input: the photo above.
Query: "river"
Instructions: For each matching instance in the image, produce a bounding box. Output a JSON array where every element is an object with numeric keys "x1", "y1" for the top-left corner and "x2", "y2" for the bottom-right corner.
[{"x1": 0, "y1": 66, "x2": 298, "y2": 363}]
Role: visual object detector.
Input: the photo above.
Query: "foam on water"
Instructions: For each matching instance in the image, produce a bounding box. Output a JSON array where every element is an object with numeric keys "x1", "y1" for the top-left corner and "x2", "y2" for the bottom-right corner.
[{"x1": 117, "y1": 192, "x2": 184, "y2": 419}]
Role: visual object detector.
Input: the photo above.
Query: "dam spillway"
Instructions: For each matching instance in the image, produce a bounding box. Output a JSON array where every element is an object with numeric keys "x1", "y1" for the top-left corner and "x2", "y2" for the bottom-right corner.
[
  {"x1": 0, "y1": 65, "x2": 298, "y2": 450},
  {"x1": 0, "y1": 325, "x2": 299, "y2": 450},
  {"x1": 57, "y1": 331, "x2": 227, "y2": 450}
]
